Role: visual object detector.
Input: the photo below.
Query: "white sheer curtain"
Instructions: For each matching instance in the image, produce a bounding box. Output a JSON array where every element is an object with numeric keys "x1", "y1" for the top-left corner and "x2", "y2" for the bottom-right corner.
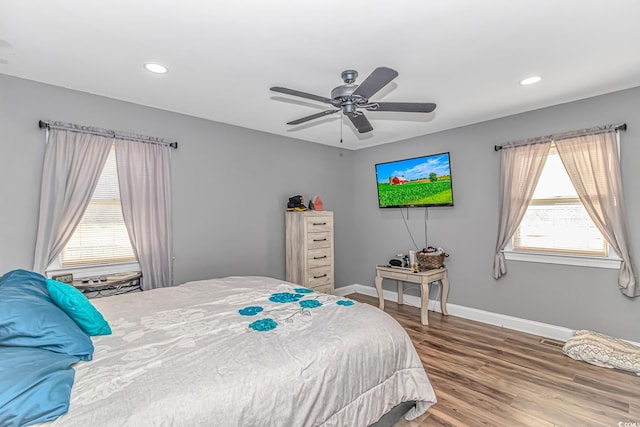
[
  {"x1": 493, "y1": 141, "x2": 551, "y2": 279},
  {"x1": 115, "y1": 139, "x2": 173, "y2": 290},
  {"x1": 33, "y1": 129, "x2": 113, "y2": 273},
  {"x1": 555, "y1": 132, "x2": 638, "y2": 297}
]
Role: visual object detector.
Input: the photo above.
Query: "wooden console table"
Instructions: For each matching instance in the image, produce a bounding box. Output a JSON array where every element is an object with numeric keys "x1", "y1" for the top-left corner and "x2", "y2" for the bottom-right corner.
[{"x1": 375, "y1": 265, "x2": 449, "y2": 326}]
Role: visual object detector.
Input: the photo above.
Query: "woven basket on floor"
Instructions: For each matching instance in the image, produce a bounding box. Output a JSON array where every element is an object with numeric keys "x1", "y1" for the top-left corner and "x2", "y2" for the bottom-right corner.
[{"x1": 416, "y1": 251, "x2": 446, "y2": 270}]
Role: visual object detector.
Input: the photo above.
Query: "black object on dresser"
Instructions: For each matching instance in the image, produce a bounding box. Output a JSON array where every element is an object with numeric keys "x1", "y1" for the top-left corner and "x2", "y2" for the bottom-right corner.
[{"x1": 72, "y1": 272, "x2": 142, "y2": 298}]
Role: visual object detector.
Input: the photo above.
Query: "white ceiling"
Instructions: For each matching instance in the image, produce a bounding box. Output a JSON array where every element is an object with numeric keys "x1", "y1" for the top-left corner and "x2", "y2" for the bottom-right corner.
[{"x1": 2, "y1": 1, "x2": 640, "y2": 150}]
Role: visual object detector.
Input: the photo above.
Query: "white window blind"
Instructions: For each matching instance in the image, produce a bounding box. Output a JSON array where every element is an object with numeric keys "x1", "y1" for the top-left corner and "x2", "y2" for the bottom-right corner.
[
  {"x1": 61, "y1": 144, "x2": 137, "y2": 267},
  {"x1": 513, "y1": 144, "x2": 607, "y2": 256}
]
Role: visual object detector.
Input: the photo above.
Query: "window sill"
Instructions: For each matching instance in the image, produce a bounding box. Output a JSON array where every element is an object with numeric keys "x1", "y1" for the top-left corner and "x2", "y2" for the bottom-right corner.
[{"x1": 503, "y1": 250, "x2": 621, "y2": 269}]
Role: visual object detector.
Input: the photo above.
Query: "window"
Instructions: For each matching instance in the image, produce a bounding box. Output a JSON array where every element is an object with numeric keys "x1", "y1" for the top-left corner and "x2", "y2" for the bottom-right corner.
[
  {"x1": 505, "y1": 142, "x2": 621, "y2": 269},
  {"x1": 48, "y1": 144, "x2": 138, "y2": 275},
  {"x1": 514, "y1": 144, "x2": 606, "y2": 255}
]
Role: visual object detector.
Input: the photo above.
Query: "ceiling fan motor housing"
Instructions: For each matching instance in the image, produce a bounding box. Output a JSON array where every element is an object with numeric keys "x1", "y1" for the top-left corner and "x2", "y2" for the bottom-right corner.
[
  {"x1": 331, "y1": 84, "x2": 368, "y2": 114},
  {"x1": 330, "y1": 84, "x2": 357, "y2": 100}
]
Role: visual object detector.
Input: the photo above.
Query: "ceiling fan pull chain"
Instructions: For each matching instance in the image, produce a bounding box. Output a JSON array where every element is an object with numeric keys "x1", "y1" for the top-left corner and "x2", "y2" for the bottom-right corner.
[{"x1": 340, "y1": 110, "x2": 343, "y2": 143}]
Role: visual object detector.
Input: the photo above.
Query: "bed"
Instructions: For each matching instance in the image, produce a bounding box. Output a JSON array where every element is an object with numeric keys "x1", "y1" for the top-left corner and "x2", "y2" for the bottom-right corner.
[{"x1": 1, "y1": 271, "x2": 436, "y2": 426}]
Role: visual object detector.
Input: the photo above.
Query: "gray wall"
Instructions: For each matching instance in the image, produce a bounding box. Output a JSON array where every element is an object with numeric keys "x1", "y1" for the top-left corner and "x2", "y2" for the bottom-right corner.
[
  {"x1": 0, "y1": 74, "x2": 355, "y2": 285},
  {"x1": 348, "y1": 86, "x2": 640, "y2": 342},
  {"x1": 2, "y1": 73, "x2": 638, "y2": 342}
]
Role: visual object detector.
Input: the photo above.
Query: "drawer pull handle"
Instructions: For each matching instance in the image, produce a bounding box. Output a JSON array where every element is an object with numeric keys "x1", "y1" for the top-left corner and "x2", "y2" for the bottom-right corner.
[
  {"x1": 313, "y1": 255, "x2": 327, "y2": 260},
  {"x1": 313, "y1": 274, "x2": 328, "y2": 279},
  {"x1": 312, "y1": 222, "x2": 327, "y2": 226},
  {"x1": 313, "y1": 238, "x2": 327, "y2": 242}
]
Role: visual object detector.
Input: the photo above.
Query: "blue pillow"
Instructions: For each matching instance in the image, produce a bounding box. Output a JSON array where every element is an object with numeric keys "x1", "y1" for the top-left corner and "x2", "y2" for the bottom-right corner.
[
  {"x1": 46, "y1": 279, "x2": 112, "y2": 336},
  {"x1": 0, "y1": 269, "x2": 94, "y2": 360},
  {"x1": 0, "y1": 346, "x2": 79, "y2": 426}
]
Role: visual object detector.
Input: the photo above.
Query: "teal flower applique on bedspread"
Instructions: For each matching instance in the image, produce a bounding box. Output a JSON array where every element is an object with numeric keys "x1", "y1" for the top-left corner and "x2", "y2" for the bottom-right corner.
[
  {"x1": 238, "y1": 306, "x2": 264, "y2": 316},
  {"x1": 299, "y1": 299, "x2": 322, "y2": 309},
  {"x1": 269, "y1": 292, "x2": 303, "y2": 303},
  {"x1": 336, "y1": 300, "x2": 355, "y2": 306},
  {"x1": 293, "y1": 288, "x2": 314, "y2": 294},
  {"x1": 249, "y1": 318, "x2": 277, "y2": 332}
]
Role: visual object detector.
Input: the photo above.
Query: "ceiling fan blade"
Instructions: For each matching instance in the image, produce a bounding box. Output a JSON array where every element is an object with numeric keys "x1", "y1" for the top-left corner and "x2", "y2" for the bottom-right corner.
[
  {"x1": 287, "y1": 109, "x2": 339, "y2": 125},
  {"x1": 369, "y1": 102, "x2": 437, "y2": 113},
  {"x1": 352, "y1": 67, "x2": 398, "y2": 99},
  {"x1": 270, "y1": 87, "x2": 333, "y2": 104},
  {"x1": 346, "y1": 112, "x2": 374, "y2": 133}
]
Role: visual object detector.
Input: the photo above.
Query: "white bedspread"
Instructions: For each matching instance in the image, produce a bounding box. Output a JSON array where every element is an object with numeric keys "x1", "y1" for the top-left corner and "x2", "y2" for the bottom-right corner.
[{"x1": 48, "y1": 276, "x2": 436, "y2": 426}]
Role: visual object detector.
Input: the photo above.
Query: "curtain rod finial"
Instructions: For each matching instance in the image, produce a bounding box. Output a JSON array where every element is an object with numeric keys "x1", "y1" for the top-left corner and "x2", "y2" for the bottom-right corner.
[{"x1": 38, "y1": 120, "x2": 49, "y2": 129}]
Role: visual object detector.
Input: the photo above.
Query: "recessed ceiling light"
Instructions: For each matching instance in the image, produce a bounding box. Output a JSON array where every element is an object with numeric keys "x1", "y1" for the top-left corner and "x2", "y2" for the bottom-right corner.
[
  {"x1": 144, "y1": 63, "x2": 168, "y2": 74},
  {"x1": 520, "y1": 76, "x2": 542, "y2": 86}
]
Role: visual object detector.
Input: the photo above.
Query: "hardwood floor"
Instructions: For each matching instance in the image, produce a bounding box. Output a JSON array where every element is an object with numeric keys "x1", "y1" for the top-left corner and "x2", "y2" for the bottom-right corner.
[{"x1": 347, "y1": 293, "x2": 640, "y2": 427}]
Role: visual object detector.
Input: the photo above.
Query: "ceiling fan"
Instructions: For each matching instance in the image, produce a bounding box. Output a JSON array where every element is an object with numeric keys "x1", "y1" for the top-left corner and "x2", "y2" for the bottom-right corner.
[{"x1": 270, "y1": 67, "x2": 436, "y2": 134}]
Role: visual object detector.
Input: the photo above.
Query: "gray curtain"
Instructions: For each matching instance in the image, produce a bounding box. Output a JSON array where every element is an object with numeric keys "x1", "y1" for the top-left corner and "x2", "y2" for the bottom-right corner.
[
  {"x1": 115, "y1": 139, "x2": 173, "y2": 290},
  {"x1": 555, "y1": 132, "x2": 638, "y2": 297},
  {"x1": 33, "y1": 129, "x2": 113, "y2": 273},
  {"x1": 493, "y1": 141, "x2": 551, "y2": 279}
]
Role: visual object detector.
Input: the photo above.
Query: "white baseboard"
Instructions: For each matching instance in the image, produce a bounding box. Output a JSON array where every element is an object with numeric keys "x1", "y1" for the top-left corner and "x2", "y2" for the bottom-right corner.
[
  {"x1": 336, "y1": 284, "x2": 640, "y2": 347},
  {"x1": 335, "y1": 283, "x2": 574, "y2": 342}
]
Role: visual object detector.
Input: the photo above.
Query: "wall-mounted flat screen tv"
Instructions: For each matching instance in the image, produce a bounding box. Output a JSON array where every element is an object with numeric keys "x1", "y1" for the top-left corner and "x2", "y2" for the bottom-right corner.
[{"x1": 375, "y1": 152, "x2": 454, "y2": 208}]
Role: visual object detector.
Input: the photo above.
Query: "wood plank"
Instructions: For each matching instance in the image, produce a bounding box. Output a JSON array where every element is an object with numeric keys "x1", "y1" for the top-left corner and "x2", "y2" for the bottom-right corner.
[{"x1": 346, "y1": 293, "x2": 640, "y2": 426}]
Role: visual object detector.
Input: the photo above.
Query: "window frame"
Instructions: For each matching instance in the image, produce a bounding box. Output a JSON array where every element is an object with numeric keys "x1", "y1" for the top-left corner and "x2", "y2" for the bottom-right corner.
[{"x1": 503, "y1": 133, "x2": 622, "y2": 270}]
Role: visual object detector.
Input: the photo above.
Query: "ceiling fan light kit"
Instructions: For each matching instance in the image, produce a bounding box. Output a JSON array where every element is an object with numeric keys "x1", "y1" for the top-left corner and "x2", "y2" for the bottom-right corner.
[{"x1": 271, "y1": 67, "x2": 436, "y2": 135}]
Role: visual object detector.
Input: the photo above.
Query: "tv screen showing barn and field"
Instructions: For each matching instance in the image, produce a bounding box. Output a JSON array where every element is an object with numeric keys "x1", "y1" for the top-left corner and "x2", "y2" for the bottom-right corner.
[{"x1": 375, "y1": 152, "x2": 454, "y2": 208}]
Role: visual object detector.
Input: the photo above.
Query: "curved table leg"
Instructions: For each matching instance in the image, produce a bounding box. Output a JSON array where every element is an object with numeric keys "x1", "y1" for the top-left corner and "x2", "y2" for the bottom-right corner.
[
  {"x1": 375, "y1": 276, "x2": 384, "y2": 311},
  {"x1": 440, "y1": 275, "x2": 450, "y2": 316},
  {"x1": 420, "y1": 281, "x2": 430, "y2": 326}
]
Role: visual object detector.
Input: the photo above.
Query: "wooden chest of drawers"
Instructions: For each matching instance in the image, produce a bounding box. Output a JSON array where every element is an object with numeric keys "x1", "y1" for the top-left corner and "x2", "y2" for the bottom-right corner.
[{"x1": 285, "y1": 211, "x2": 334, "y2": 294}]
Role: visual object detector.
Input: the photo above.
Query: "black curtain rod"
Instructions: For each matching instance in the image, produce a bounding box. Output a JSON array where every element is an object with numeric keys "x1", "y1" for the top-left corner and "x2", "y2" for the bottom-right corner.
[
  {"x1": 494, "y1": 123, "x2": 627, "y2": 151},
  {"x1": 38, "y1": 120, "x2": 178, "y2": 149}
]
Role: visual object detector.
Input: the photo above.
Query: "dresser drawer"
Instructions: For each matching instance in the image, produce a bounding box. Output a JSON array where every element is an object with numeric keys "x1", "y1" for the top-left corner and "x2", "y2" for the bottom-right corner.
[
  {"x1": 306, "y1": 266, "x2": 332, "y2": 288},
  {"x1": 305, "y1": 217, "x2": 332, "y2": 233},
  {"x1": 307, "y1": 232, "x2": 331, "y2": 249},
  {"x1": 307, "y1": 247, "x2": 331, "y2": 268}
]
